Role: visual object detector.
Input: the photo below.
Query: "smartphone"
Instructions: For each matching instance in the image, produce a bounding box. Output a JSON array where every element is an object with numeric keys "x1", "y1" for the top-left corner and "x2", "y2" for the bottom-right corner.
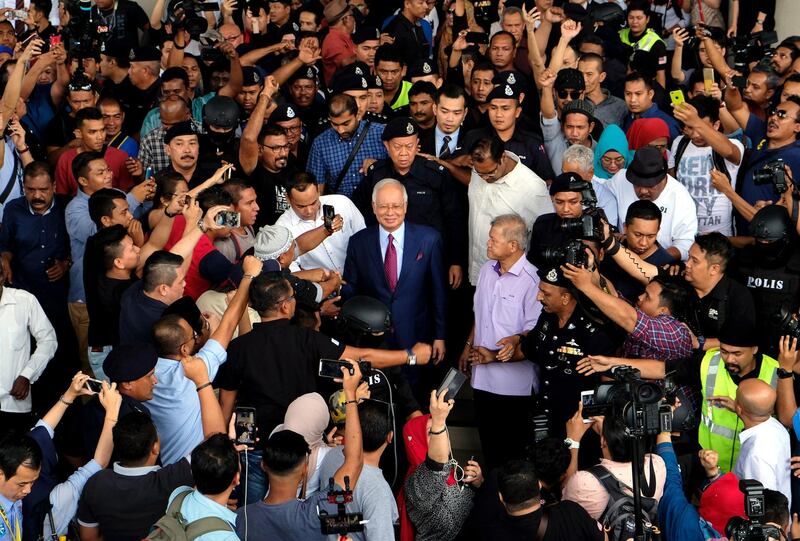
[
  {"x1": 144, "y1": 166, "x2": 154, "y2": 180},
  {"x1": 234, "y1": 407, "x2": 257, "y2": 448},
  {"x1": 20, "y1": 33, "x2": 39, "y2": 47},
  {"x1": 215, "y1": 210, "x2": 241, "y2": 228},
  {"x1": 223, "y1": 166, "x2": 232, "y2": 181},
  {"x1": 85, "y1": 378, "x2": 103, "y2": 394},
  {"x1": 323, "y1": 204, "x2": 335, "y2": 231},
  {"x1": 251, "y1": 18, "x2": 260, "y2": 34},
  {"x1": 465, "y1": 31, "x2": 489, "y2": 45},
  {"x1": 669, "y1": 89, "x2": 686, "y2": 107},
  {"x1": 319, "y1": 358, "x2": 355, "y2": 378},
  {"x1": 199, "y1": 29, "x2": 222, "y2": 48},
  {"x1": 437, "y1": 367, "x2": 467, "y2": 402},
  {"x1": 702, "y1": 67, "x2": 715, "y2": 93},
  {"x1": 49, "y1": 34, "x2": 61, "y2": 47},
  {"x1": 7, "y1": 9, "x2": 27, "y2": 20},
  {"x1": 731, "y1": 75, "x2": 747, "y2": 90}
]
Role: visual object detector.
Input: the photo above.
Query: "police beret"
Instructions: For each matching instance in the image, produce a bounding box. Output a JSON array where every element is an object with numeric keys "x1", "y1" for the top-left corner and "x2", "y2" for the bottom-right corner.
[
  {"x1": 352, "y1": 26, "x2": 380, "y2": 44},
  {"x1": 493, "y1": 70, "x2": 523, "y2": 90},
  {"x1": 331, "y1": 71, "x2": 369, "y2": 94},
  {"x1": 486, "y1": 83, "x2": 520, "y2": 102},
  {"x1": 103, "y1": 343, "x2": 158, "y2": 384},
  {"x1": 271, "y1": 102, "x2": 299, "y2": 123},
  {"x1": 288, "y1": 65, "x2": 318, "y2": 83},
  {"x1": 128, "y1": 46, "x2": 161, "y2": 63},
  {"x1": 242, "y1": 66, "x2": 263, "y2": 87},
  {"x1": 554, "y1": 68, "x2": 585, "y2": 92},
  {"x1": 164, "y1": 120, "x2": 198, "y2": 144},
  {"x1": 100, "y1": 41, "x2": 131, "y2": 61},
  {"x1": 381, "y1": 117, "x2": 419, "y2": 141},
  {"x1": 549, "y1": 172, "x2": 586, "y2": 196},
  {"x1": 408, "y1": 58, "x2": 438, "y2": 78},
  {"x1": 162, "y1": 296, "x2": 203, "y2": 336},
  {"x1": 367, "y1": 73, "x2": 382, "y2": 89},
  {"x1": 269, "y1": 0, "x2": 291, "y2": 5},
  {"x1": 537, "y1": 266, "x2": 571, "y2": 288}
]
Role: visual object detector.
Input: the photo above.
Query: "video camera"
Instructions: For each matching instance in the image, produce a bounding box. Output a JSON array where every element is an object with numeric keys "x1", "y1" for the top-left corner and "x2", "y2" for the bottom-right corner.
[
  {"x1": 730, "y1": 31, "x2": 779, "y2": 72},
  {"x1": 318, "y1": 476, "x2": 365, "y2": 536},
  {"x1": 778, "y1": 307, "x2": 800, "y2": 340},
  {"x1": 542, "y1": 180, "x2": 608, "y2": 268},
  {"x1": 752, "y1": 159, "x2": 789, "y2": 195},
  {"x1": 167, "y1": 0, "x2": 220, "y2": 39},
  {"x1": 583, "y1": 366, "x2": 673, "y2": 437},
  {"x1": 726, "y1": 480, "x2": 783, "y2": 541},
  {"x1": 62, "y1": 0, "x2": 106, "y2": 55}
]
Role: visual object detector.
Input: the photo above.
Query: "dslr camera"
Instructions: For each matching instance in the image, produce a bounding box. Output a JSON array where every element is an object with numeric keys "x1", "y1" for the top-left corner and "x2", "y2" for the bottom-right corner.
[
  {"x1": 778, "y1": 308, "x2": 800, "y2": 340},
  {"x1": 318, "y1": 476, "x2": 364, "y2": 536},
  {"x1": 167, "y1": 0, "x2": 220, "y2": 39},
  {"x1": 752, "y1": 159, "x2": 788, "y2": 194},
  {"x1": 542, "y1": 240, "x2": 589, "y2": 268},
  {"x1": 559, "y1": 179, "x2": 607, "y2": 243},
  {"x1": 730, "y1": 32, "x2": 779, "y2": 71},
  {"x1": 725, "y1": 480, "x2": 783, "y2": 541}
]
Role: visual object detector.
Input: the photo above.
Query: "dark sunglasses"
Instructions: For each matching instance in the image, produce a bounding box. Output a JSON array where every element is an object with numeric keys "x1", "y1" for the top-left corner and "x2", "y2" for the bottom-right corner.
[
  {"x1": 769, "y1": 108, "x2": 799, "y2": 121},
  {"x1": 557, "y1": 89, "x2": 582, "y2": 100}
]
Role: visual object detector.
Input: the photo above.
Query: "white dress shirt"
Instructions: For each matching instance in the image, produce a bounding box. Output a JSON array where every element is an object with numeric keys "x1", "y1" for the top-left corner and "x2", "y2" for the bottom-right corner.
[
  {"x1": 467, "y1": 151, "x2": 553, "y2": 285},
  {"x1": 0, "y1": 286, "x2": 57, "y2": 412},
  {"x1": 275, "y1": 194, "x2": 365, "y2": 273},
  {"x1": 379, "y1": 222, "x2": 405, "y2": 278},
  {"x1": 605, "y1": 169, "x2": 698, "y2": 260},
  {"x1": 734, "y1": 416, "x2": 791, "y2": 507}
]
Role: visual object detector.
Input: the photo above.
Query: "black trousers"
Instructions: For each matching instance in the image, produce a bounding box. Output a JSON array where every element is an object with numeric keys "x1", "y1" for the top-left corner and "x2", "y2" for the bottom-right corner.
[{"x1": 473, "y1": 388, "x2": 533, "y2": 471}]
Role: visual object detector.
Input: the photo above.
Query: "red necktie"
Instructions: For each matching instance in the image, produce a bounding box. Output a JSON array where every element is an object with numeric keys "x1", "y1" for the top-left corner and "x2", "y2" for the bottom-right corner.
[{"x1": 384, "y1": 233, "x2": 397, "y2": 292}]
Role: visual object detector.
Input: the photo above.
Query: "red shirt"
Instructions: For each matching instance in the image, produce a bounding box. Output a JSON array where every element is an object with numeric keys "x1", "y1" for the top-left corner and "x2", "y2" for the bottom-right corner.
[
  {"x1": 163, "y1": 215, "x2": 216, "y2": 301},
  {"x1": 55, "y1": 146, "x2": 136, "y2": 196},
  {"x1": 322, "y1": 28, "x2": 356, "y2": 85}
]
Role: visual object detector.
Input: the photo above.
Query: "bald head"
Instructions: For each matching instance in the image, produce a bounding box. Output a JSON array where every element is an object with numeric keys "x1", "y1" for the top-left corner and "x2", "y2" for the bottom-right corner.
[
  {"x1": 159, "y1": 96, "x2": 191, "y2": 125},
  {"x1": 736, "y1": 379, "x2": 776, "y2": 419}
]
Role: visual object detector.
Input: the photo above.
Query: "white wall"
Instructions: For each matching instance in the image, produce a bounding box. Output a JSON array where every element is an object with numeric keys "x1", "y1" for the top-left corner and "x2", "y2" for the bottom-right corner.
[{"x1": 775, "y1": 0, "x2": 800, "y2": 41}]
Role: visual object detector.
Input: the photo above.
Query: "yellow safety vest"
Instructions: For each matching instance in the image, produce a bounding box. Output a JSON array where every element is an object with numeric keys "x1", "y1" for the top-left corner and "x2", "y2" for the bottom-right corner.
[
  {"x1": 390, "y1": 80, "x2": 413, "y2": 110},
  {"x1": 698, "y1": 349, "x2": 778, "y2": 472},
  {"x1": 618, "y1": 28, "x2": 663, "y2": 52}
]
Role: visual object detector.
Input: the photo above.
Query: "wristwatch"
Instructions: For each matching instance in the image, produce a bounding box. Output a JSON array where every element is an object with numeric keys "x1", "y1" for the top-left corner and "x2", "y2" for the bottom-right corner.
[
  {"x1": 777, "y1": 368, "x2": 794, "y2": 380},
  {"x1": 564, "y1": 437, "x2": 580, "y2": 450},
  {"x1": 406, "y1": 349, "x2": 417, "y2": 366},
  {"x1": 696, "y1": 335, "x2": 706, "y2": 352}
]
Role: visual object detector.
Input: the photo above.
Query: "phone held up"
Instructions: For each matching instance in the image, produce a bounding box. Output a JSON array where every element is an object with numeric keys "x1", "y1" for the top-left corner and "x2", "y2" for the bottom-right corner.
[
  {"x1": 323, "y1": 204, "x2": 335, "y2": 232},
  {"x1": 234, "y1": 407, "x2": 257, "y2": 449}
]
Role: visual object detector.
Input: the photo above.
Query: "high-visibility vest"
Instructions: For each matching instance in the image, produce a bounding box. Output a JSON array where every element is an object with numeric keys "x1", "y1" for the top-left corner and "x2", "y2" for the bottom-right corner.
[
  {"x1": 698, "y1": 349, "x2": 778, "y2": 472},
  {"x1": 390, "y1": 80, "x2": 413, "y2": 110},
  {"x1": 618, "y1": 28, "x2": 663, "y2": 52}
]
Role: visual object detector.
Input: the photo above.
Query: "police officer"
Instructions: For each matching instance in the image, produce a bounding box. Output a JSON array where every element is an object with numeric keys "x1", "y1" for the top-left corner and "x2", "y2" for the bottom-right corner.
[
  {"x1": 199, "y1": 95, "x2": 241, "y2": 171},
  {"x1": 286, "y1": 65, "x2": 327, "y2": 130},
  {"x1": 353, "y1": 117, "x2": 468, "y2": 282},
  {"x1": 507, "y1": 266, "x2": 617, "y2": 440},
  {"x1": 618, "y1": 0, "x2": 668, "y2": 87},
  {"x1": 528, "y1": 172, "x2": 587, "y2": 269},
  {"x1": 459, "y1": 83, "x2": 555, "y2": 182},
  {"x1": 735, "y1": 205, "x2": 800, "y2": 358},
  {"x1": 315, "y1": 64, "x2": 387, "y2": 137}
]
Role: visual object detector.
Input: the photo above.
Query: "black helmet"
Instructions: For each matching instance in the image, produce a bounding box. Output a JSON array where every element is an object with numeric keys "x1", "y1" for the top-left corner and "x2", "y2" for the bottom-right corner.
[
  {"x1": 203, "y1": 96, "x2": 240, "y2": 130},
  {"x1": 339, "y1": 296, "x2": 391, "y2": 334},
  {"x1": 749, "y1": 204, "x2": 790, "y2": 242}
]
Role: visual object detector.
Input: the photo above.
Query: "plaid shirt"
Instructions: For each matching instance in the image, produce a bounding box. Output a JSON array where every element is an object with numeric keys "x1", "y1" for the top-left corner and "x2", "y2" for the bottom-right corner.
[
  {"x1": 623, "y1": 308, "x2": 693, "y2": 365},
  {"x1": 307, "y1": 120, "x2": 387, "y2": 198},
  {"x1": 139, "y1": 120, "x2": 204, "y2": 174}
]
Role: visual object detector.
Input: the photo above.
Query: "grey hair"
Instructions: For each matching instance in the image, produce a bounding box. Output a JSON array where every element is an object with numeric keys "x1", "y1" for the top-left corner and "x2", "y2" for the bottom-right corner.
[
  {"x1": 502, "y1": 6, "x2": 523, "y2": 18},
  {"x1": 372, "y1": 178, "x2": 409, "y2": 203},
  {"x1": 491, "y1": 213, "x2": 529, "y2": 248},
  {"x1": 562, "y1": 144, "x2": 595, "y2": 175}
]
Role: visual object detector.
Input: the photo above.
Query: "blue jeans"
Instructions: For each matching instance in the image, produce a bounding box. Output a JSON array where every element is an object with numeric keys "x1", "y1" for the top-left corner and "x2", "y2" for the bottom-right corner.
[
  {"x1": 88, "y1": 346, "x2": 112, "y2": 381},
  {"x1": 237, "y1": 450, "x2": 267, "y2": 505}
]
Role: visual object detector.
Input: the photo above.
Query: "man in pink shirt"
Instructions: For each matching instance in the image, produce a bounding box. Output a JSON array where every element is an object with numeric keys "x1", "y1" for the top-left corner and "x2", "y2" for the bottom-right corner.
[
  {"x1": 55, "y1": 107, "x2": 139, "y2": 196},
  {"x1": 321, "y1": 0, "x2": 356, "y2": 85}
]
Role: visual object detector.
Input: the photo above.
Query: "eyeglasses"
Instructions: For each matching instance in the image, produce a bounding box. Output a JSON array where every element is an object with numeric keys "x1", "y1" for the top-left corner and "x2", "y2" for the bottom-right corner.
[
  {"x1": 769, "y1": 108, "x2": 800, "y2": 121},
  {"x1": 181, "y1": 329, "x2": 200, "y2": 347},
  {"x1": 475, "y1": 162, "x2": 501, "y2": 180},
  {"x1": 601, "y1": 155, "x2": 626, "y2": 166},
  {"x1": 259, "y1": 143, "x2": 291, "y2": 152},
  {"x1": 274, "y1": 294, "x2": 295, "y2": 305},
  {"x1": 557, "y1": 89, "x2": 582, "y2": 100}
]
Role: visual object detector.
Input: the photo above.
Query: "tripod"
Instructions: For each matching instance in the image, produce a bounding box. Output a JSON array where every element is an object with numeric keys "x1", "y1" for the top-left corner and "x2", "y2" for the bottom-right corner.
[{"x1": 629, "y1": 433, "x2": 660, "y2": 541}]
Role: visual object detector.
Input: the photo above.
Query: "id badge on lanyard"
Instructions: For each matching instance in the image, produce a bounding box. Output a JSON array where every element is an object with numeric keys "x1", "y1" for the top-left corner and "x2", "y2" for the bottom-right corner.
[{"x1": 0, "y1": 506, "x2": 21, "y2": 541}]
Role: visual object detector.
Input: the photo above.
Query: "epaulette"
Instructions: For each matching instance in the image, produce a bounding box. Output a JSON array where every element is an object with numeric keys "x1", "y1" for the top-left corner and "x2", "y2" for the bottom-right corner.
[
  {"x1": 363, "y1": 111, "x2": 388, "y2": 124},
  {"x1": 422, "y1": 158, "x2": 445, "y2": 173}
]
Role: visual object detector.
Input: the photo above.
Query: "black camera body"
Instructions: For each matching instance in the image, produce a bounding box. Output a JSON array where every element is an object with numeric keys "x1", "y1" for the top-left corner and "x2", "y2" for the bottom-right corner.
[
  {"x1": 542, "y1": 239, "x2": 589, "y2": 268},
  {"x1": 726, "y1": 479, "x2": 783, "y2": 541},
  {"x1": 780, "y1": 308, "x2": 800, "y2": 340},
  {"x1": 318, "y1": 476, "x2": 364, "y2": 536},
  {"x1": 589, "y1": 366, "x2": 672, "y2": 437},
  {"x1": 167, "y1": 0, "x2": 220, "y2": 39},
  {"x1": 730, "y1": 31, "x2": 779, "y2": 71},
  {"x1": 560, "y1": 211, "x2": 605, "y2": 242},
  {"x1": 62, "y1": 0, "x2": 106, "y2": 55},
  {"x1": 752, "y1": 159, "x2": 788, "y2": 194}
]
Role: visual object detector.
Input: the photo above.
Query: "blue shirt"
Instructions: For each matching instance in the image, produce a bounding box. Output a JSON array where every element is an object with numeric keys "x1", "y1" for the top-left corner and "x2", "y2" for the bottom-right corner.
[
  {"x1": 622, "y1": 103, "x2": 681, "y2": 141},
  {"x1": 0, "y1": 195, "x2": 69, "y2": 308},
  {"x1": 0, "y1": 494, "x2": 21, "y2": 541},
  {"x1": 655, "y1": 442, "x2": 708, "y2": 541},
  {"x1": 117, "y1": 281, "x2": 168, "y2": 345},
  {"x1": 65, "y1": 189, "x2": 143, "y2": 303},
  {"x1": 167, "y1": 488, "x2": 238, "y2": 541},
  {"x1": 148, "y1": 339, "x2": 228, "y2": 465},
  {"x1": 307, "y1": 120, "x2": 387, "y2": 198},
  {"x1": 434, "y1": 126, "x2": 460, "y2": 157},
  {"x1": 379, "y1": 223, "x2": 405, "y2": 277}
]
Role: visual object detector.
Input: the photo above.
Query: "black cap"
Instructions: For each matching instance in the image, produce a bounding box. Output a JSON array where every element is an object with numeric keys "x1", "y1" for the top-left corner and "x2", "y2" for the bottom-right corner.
[
  {"x1": 381, "y1": 117, "x2": 419, "y2": 140},
  {"x1": 203, "y1": 96, "x2": 240, "y2": 129},
  {"x1": 537, "y1": 266, "x2": 571, "y2": 288},
  {"x1": 128, "y1": 46, "x2": 161, "y2": 63},
  {"x1": 100, "y1": 41, "x2": 131, "y2": 61},
  {"x1": 271, "y1": 102, "x2": 300, "y2": 123},
  {"x1": 103, "y1": 343, "x2": 158, "y2": 383},
  {"x1": 555, "y1": 68, "x2": 585, "y2": 92},
  {"x1": 718, "y1": 319, "x2": 758, "y2": 348},
  {"x1": 493, "y1": 70, "x2": 523, "y2": 91},
  {"x1": 269, "y1": 0, "x2": 291, "y2": 4},
  {"x1": 352, "y1": 26, "x2": 380, "y2": 44},
  {"x1": 162, "y1": 296, "x2": 203, "y2": 335},
  {"x1": 288, "y1": 65, "x2": 318, "y2": 83},
  {"x1": 331, "y1": 71, "x2": 369, "y2": 94},
  {"x1": 164, "y1": 120, "x2": 198, "y2": 144},
  {"x1": 563, "y1": 2, "x2": 588, "y2": 22},
  {"x1": 408, "y1": 58, "x2": 438, "y2": 78},
  {"x1": 562, "y1": 99, "x2": 595, "y2": 122},
  {"x1": 549, "y1": 172, "x2": 585, "y2": 196},
  {"x1": 242, "y1": 66, "x2": 263, "y2": 87},
  {"x1": 626, "y1": 147, "x2": 668, "y2": 188},
  {"x1": 486, "y1": 83, "x2": 520, "y2": 102}
]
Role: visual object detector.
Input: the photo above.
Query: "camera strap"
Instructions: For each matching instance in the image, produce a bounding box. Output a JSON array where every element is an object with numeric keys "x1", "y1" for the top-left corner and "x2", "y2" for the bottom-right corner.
[
  {"x1": 535, "y1": 507, "x2": 549, "y2": 541},
  {"x1": 329, "y1": 121, "x2": 371, "y2": 195}
]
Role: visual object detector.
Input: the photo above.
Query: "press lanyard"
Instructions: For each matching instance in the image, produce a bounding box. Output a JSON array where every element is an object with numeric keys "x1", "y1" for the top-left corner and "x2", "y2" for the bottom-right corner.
[{"x1": 0, "y1": 505, "x2": 21, "y2": 541}]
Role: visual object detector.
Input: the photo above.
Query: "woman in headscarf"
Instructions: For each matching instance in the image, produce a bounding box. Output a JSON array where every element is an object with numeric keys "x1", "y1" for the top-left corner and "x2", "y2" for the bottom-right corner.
[
  {"x1": 272, "y1": 392, "x2": 332, "y2": 497},
  {"x1": 398, "y1": 391, "x2": 483, "y2": 541},
  {"x1": 594, "y1": 124, "x2": 632, "y2": 180}
]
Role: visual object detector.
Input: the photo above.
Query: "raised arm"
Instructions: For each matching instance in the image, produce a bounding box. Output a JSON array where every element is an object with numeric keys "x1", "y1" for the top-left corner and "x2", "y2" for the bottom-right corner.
[
  {"x1": 216, "y1": 42, "x2": 243, "y2": 99},
  {"x1": 333, "y1": 360, "x2": 364, "y2": 489},
  {"x1": 673, "y1": 102, "x2": 741, "y2": 164},
  {"x1": 547, "y1": 19, "x2": 581, "y2": 74},
  {"x1": 342, "y1": 342, "x2": 433, "y2": 369},
  {"x1": 776, "y1": 336, "x2": 799, "y2": 427},
  {"x1": 670, "y1": 28, "x2": 688, "y2": 84},
  {"x1": 2, "y1": 39, "x2": 41, "y2": 126},
  {"x1": 240, "y1": 77, "x2": 277, "y2": 176},
  {"x1": 209, "y1": 256, "x2": 262, "y2": 349},
  {"x1": 426, "y1": 389, "x2": 453, "y2": 464},
  {"x1": 92, "y1": 382, "x2": 122, "y2": 467},
  {"x1": 149, "y1": 0, "x2": 166, "y2": 29},
  {"x1": 562, "y1": 262, "x2": 638, "y2": 332},
  {"x1": 182, "y1": 354, "x2": 227, "y2": 436},
  {"x1": 41, "y1": 373, "x2": 93, "y2": 430}
]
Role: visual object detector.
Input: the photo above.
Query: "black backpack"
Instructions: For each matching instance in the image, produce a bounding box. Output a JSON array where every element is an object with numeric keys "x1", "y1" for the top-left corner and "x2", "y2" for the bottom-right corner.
[
  {"x1": 672, "y1": 135, "x2": 731, "y2": 181},
  {"x1": 587, "y1": 465, "x2": 659, "y2": 541}
]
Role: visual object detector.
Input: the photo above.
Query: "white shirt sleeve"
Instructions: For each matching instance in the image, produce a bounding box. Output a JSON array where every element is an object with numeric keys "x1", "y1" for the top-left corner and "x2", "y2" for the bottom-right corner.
[
  {"x1": 47, "y1": 460, "x2": 103, "y2": 537},
  {"x1": 20, "y1": 295, "x2": 57, "y2": 382}
]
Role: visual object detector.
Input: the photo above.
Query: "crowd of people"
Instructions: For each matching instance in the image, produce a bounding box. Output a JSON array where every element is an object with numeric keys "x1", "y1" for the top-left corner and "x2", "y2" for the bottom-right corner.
[{"x1": 1, "y1": 0, "x2": 800, "y2": 539}]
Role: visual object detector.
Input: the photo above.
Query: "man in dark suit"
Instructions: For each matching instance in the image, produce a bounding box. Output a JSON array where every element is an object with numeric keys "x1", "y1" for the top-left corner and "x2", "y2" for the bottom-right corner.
[
  {"x1": 343, "y1": 178, "x2": 447, "y2": 363},
  {"x1": 418, "y1": 83, "x2": 473, "y2": 185}
]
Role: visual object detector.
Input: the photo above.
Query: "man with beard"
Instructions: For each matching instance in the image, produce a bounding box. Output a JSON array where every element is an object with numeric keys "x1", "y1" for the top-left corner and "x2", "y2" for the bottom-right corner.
[
  {"x1": 355, "y1": 117, "x2": 466, "y2": 289},
  {"x1": 407, "y1": 81, "x2": 436, "y2": 132},
  {"x1": 270, "y1": 103, "x2": 309, "y2": 168},
  {"x1": 772, "y1": 40, "x2": 800, "y2": 83},
  {"x1": 723, "y1": 64, "x2": 780, "y2": 146},
  {"x1": 160, "y1": 121, "x2": 217, "y2": 189}
]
